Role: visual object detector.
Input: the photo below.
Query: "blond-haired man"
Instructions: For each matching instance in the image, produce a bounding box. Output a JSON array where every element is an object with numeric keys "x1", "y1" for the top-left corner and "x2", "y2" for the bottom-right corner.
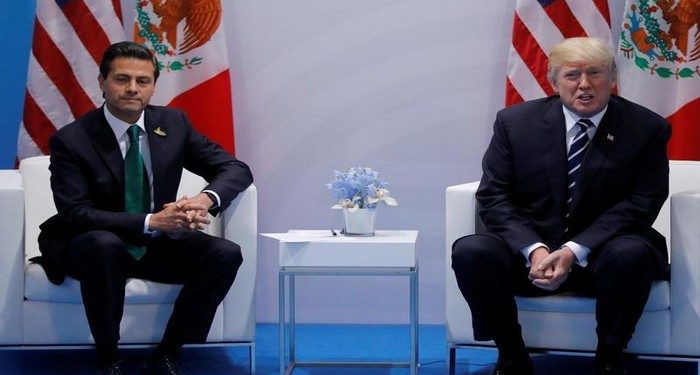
[{"x1": 452, "y1": 37, "x2": 669, "y2": 375}]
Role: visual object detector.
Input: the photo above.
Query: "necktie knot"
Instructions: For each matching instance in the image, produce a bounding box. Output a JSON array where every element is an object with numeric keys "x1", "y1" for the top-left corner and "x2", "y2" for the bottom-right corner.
[
  {"x1": 577, "y1": 118, "x2": 593, "y2": 132},
  {"x1": 127, "y1": 125, "x2": 140, "y2": 143}
]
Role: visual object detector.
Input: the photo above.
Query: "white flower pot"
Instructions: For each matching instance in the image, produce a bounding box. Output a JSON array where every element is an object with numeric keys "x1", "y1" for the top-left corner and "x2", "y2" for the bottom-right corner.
[{"x1": 343, "y1": 208, "x2": 376, "y2": 236}]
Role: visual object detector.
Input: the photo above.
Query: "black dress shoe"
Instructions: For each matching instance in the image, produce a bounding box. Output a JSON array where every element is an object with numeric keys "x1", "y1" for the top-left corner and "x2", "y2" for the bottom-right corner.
[
  {"x1": 490, "y1": 355, "x2": 534, "y2": 375},
  {"x1": 98, "y1": 361, "x2": 126, "y2": 375},
  {"x1": 144, "y1": 355, "x2": 185, "y2": 375}
]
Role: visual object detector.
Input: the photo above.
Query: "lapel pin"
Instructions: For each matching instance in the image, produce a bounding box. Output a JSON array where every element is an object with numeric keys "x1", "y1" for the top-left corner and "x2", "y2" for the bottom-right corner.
[
  {"x1": 606, "y1": 133, "x2": 614, "y2": 141},
  {"x1": 154, "y1": 127, "x2": 167, "y2": 137}
]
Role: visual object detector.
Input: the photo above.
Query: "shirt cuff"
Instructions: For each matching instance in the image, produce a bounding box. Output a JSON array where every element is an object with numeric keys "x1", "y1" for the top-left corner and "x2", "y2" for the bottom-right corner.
[
  {"x1": 202, "y1": 189, "x2": 221, "y2": 208},
  {"x1": 520, "y1": 242, "x2": 549, "y2": 267},
  {"x1": 564, "y1": 241, "x2": 590, "y2": 267},
  {"x1": 144, "y1": 213, "x2": 156, "y2": 235}
]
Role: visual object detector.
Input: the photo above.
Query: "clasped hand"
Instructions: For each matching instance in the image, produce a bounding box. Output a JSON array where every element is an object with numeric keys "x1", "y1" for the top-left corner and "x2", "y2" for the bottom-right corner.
[
  {"x1": 148, "y1": 193, "x2": 214, "y2": 233},
  {"x1": 528, "y1": 246, "x2": 576, "y2": 291}
]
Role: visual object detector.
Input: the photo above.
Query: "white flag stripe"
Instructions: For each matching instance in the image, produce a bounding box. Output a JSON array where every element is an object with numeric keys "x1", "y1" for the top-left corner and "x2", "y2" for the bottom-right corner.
[
  {"x1": 84, "y1": 0, "x2": 125, "y2": 44},
  {"x1": 35, "y1": 2, "x2": 101, "y2": 107},
  {"x1": 565, "y1": 0, "x2": 612, "y2": 42},
  {"x1": 516, "y1": 0, "x2": 564, "y2": 54},
  {"x1": 26, "y1": 54, "x2": 74, "y2": 129},
  {"x1": 507, "y1": 46, "x2": 548, "y2": 100},
  {"x1": 16, "y1": 124, "x2": 43, "y2": 161}
]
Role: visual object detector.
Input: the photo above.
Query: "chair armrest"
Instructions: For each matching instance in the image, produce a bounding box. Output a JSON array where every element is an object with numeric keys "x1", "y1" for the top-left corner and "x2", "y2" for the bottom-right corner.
[
  {"x1": 445, "y1": 182, "x2": 479, "y2": 342},
  {"x1": 669, "y1": 190, "x2": 700, "y2": 355},
  {"x1": 0, "y1": 170, "x2": 24, "y2": 344},
  {"x1": 221, "y1": 184, "x2": 257, "y2": 341},
  {"x1": 446, "y1": 182, "x2": 480, "y2": 247}
]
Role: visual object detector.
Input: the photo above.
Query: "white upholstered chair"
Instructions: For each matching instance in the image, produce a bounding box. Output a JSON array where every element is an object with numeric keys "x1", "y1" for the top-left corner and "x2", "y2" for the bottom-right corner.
[
  {"x1": 0, "y1": 155, "x2": 257, "y2": 373},
  {"x1": 445, "y1": 160, "x2": 700, "y2": 374}
]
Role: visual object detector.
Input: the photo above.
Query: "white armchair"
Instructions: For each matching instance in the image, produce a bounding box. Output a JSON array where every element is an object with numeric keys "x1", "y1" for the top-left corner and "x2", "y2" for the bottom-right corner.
[
  {"x1": 0, "y1": 156, "x2": 257, "y2": 373},
  {"x1": 445, "y1": 161, "x2": 700, "y2": 373}
]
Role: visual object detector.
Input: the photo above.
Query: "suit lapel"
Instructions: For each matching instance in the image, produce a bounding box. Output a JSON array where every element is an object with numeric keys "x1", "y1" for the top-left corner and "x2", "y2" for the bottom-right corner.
[
  {"x1": 570, "y1": 100, "x2": 620, "y2": 212},
  {"x1": 541, "y1": 101, "x2": 568, "y2": 212},
  {"x1": 145, "y1": 107, "x2": 167, "y2": 208},
  {"x1": 89, "y1": 108, "x2": 124, "y2": 190}
]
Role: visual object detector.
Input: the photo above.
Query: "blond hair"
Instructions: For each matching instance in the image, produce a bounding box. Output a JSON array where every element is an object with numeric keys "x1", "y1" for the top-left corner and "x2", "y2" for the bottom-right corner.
[{"x1": 547, "y1": 37, "x2": 616, "y2": 84}]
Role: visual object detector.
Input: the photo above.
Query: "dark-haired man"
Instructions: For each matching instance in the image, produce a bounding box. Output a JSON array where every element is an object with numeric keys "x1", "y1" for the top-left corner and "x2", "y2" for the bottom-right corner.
[{"x1": 37, "y1": 41, "x2": 253, "y2": 375}]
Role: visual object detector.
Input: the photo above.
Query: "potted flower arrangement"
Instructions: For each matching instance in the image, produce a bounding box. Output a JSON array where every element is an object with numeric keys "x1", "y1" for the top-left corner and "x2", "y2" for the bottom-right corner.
[{"x1": 327, "y1": 167, "x2": 398, "y2": 236}]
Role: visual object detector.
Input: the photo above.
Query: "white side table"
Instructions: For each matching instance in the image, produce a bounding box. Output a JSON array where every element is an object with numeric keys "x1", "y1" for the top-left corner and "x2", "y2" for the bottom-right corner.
[{"x1": 262, "y1": 230, "x2": 419, "y2": 375}]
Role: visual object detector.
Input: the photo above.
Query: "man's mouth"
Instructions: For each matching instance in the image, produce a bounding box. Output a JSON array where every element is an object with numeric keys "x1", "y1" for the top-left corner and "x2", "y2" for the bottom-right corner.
[{"x1": 577, "y1": 94, "x2": 594, "y2": 102}]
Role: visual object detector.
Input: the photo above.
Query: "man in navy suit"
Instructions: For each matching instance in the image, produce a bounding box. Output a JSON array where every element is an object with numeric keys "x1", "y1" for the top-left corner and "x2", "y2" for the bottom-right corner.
[
  {"x1": 37, "y1": 41, "x2": 253, "y2": 375},
  {"x1": 451, "y1": 37, "x2": 669, "y2": 375}
]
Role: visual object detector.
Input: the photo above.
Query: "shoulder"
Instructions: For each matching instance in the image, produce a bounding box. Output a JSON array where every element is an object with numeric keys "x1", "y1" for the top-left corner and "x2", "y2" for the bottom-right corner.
[
  {"x1": 608, "y1": 95, "x2": 666, "y2": 125},
  {"x1": 53, "y1": 107, "x2": 104, "y2": 140},
  {"x1": 144, "y1": 105, "x2": 188, "y2": 122},
  {"x1": 495, "y1": 96, "x2": 559, "y2": 123}
]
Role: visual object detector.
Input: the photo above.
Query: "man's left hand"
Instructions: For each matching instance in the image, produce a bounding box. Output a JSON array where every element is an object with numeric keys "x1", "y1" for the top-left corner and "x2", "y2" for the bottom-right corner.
[
  {"x1": 174, "y1": 193, "x2": 214, "y2": 230},
  {"x1": 531, "y1": 246, "x2": 576, "y2": 291}
]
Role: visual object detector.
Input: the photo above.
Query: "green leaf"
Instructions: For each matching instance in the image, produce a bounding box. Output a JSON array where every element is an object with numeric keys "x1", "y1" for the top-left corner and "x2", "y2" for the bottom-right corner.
[
  {"x1": 190, "y1": 56, "x2": 203, "y2": 65},
  {"x1": 655, "y1": 67, "x2": 673, "y2": 78},
  {"x1": 169, "y1": 61, "x2": 184, "y2": 71},
  {"x1": 634, "y1": 56, "x2": 650, "y2": 70},
  {"x1": 678, "y1": 68, "x2": 694, "y2": 78}
]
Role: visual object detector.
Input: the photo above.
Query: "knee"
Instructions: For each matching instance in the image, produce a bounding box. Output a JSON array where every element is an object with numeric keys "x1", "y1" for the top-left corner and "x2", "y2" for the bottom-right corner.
[
  {"x1": 72, "y1": 231, "x2": 126, "y2": 264},
  {"x1": 451, "y1": 235, "x2": 501, "y2": 272},
  {"x1": 212, "y1": 240, "x2": 243, "y2": 270},
  {"x1": 596, "y1": 236, "x2": 655, "y2": 277}
]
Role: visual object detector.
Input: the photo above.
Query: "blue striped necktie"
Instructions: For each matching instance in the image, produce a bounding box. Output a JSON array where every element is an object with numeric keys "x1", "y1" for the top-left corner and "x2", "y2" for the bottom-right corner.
[{"x1": 565, "y1": 118, "x2": 593, "y2": 226}]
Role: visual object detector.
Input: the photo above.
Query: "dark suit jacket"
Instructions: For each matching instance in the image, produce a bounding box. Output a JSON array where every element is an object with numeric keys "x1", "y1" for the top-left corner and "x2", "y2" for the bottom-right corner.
[
  {"x1": 476, "y1": 95, "x2": 670, "y2": 266},
  {"x1": 37, "y1": 105, "x2": 253, "y2": 284}
]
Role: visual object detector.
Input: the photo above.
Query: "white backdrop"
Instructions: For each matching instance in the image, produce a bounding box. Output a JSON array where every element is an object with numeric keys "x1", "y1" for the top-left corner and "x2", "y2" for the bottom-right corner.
[{"x1": 215, "y1": 1, "x2": 625, "y2": 324}]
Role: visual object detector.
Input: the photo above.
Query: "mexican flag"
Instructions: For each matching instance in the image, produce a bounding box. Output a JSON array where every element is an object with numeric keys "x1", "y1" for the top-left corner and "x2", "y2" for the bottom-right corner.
[
  {"x1": 616, "y1": 0, "x2": 700, "y2": 160},
  {"x1": 131, "y1": 0, "x2": 236, "y2": 154}
]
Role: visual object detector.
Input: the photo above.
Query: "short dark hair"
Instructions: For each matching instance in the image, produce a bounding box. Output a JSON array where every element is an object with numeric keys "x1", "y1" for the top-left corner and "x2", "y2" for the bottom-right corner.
[{"x1": 99, "y1": 41, "x2": 160, "y2": 82}]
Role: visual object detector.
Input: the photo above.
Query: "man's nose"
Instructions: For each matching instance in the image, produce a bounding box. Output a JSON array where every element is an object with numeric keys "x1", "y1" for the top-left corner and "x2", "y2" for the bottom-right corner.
[
  {"x1": 126, "y1": 80, "x2": 138, "y2": 92},
  {"x1": 578, "y1": 74, "x2": 591, "y2": 88}
]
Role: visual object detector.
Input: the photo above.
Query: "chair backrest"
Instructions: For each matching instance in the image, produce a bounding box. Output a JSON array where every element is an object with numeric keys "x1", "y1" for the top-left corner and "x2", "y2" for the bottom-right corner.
[
  {"x1": 19, "y1": 155, "x2": 219, "y2": 260},
  {"x1": 653, "y1": 160, "x2": 700, "y2": 248}
]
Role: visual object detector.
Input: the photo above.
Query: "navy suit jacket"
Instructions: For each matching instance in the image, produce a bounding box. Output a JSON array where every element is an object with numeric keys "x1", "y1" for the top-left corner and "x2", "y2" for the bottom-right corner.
[
  {"x1": 37, "y1": 105, "x2": 253, "y2": 284},
  {"x1": 476, "y1": 95, "x2": 670, "y2": 266}
]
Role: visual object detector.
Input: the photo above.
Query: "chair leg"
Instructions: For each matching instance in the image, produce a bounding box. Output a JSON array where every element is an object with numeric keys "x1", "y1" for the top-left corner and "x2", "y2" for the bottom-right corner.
[
  {"x1": 447, "y1": 346, "x2": 456, "y2": 375},
  {"x1": 249, "y1": 342, "x2": 256, "y2": 374}
]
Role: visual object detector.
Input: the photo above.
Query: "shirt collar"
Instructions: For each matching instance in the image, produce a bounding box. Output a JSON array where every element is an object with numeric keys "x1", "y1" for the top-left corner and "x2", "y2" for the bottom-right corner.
[
  {"x1": 562, "y1": 104, "x2": 607, "y2": 133},
  {"x1": 103, "y1": 105, "x2": 146, "y2": 139}
]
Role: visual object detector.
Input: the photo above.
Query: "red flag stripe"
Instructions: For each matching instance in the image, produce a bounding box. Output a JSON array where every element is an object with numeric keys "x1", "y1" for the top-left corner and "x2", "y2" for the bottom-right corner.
[
  {"x1": 31, "y1": 20, "x2": 96, "y2": 119},
  {"x1": 542, "y1": 1, "x2": 586, "y2": 38},
  {"x1": 167, "y1": 71, "x2": 235, "y2": 154},
  {"x1": 511, "y1": 15, "x2": 554, "y2": 98},
  {"x1": 505, "y1": 78, "x2": 525, "y2": 106},
  {"x1": 22, "y1": 93, "x2": 55, "y2": 155},
  {"x1": 61, "y1": 0, "x2": 112, "y2": 65}
]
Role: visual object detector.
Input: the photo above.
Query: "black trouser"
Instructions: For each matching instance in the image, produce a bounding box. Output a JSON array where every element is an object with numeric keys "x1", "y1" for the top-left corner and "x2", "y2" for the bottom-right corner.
[
  {"x1": 451, "y1": 232, "x2": 663, "y2": 350},
  {"x1": 63, "y1": 230, "x2": 243, "y2": 366}
]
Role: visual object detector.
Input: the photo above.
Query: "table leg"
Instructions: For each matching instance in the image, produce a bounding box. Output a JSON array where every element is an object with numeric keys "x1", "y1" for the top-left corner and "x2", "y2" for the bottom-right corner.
[
  {"x1": 290, "y1": 274, "x2": 296, "y2": 364},
  {"x1": 279, "y1": 272, "x2": 286, "y2": 375},
  {"x1": 410, "y1": 269, "x2": 419, "y2": 375}
]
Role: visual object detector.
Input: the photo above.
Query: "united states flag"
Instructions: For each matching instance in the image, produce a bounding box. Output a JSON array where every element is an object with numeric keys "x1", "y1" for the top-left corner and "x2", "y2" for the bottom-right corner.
[
  {"x1": 17, "y1": 0, "x2": 125, "y2": 161},
  {"x1": 506, "y1": 0, "x2": 612, "y2": 107}
]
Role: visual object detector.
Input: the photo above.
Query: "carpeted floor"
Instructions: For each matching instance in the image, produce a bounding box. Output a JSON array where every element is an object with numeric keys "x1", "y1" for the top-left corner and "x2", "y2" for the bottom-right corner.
[{"x1": 0, "y1": 324, "x2": 696, "y2": 374}]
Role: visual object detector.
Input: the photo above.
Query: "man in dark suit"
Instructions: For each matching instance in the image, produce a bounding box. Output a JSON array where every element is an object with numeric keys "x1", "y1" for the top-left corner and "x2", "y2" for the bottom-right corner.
[
  {"x1": 37, "y1": 41, "x2": 253, "y2": 375},
  {"x1": 451, "y1": 37, "x2": 669, "y2": 375}
]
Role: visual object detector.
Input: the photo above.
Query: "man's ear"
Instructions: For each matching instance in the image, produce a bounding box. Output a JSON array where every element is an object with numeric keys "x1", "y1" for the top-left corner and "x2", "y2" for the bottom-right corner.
[{"x1": 98, "y1": 74, "x2": 105, "y2": 91}]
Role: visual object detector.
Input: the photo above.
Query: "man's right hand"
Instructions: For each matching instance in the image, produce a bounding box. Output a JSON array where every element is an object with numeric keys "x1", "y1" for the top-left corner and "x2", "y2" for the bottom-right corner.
[
  {"x1": 528, "y1": 246, "x2": 553, "y2": 283},
  {"x1": 148, "y1": 197, "x2": 211, "y2": 233}
]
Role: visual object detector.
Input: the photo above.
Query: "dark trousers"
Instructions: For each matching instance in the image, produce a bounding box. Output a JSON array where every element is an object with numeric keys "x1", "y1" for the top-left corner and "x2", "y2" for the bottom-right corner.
[
  {"x1": 451, "y1": 232, "x2": 663, "y2": 350},
  {"x1": 63, "y1": 230, "x2": 243, "y2": 366}
]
